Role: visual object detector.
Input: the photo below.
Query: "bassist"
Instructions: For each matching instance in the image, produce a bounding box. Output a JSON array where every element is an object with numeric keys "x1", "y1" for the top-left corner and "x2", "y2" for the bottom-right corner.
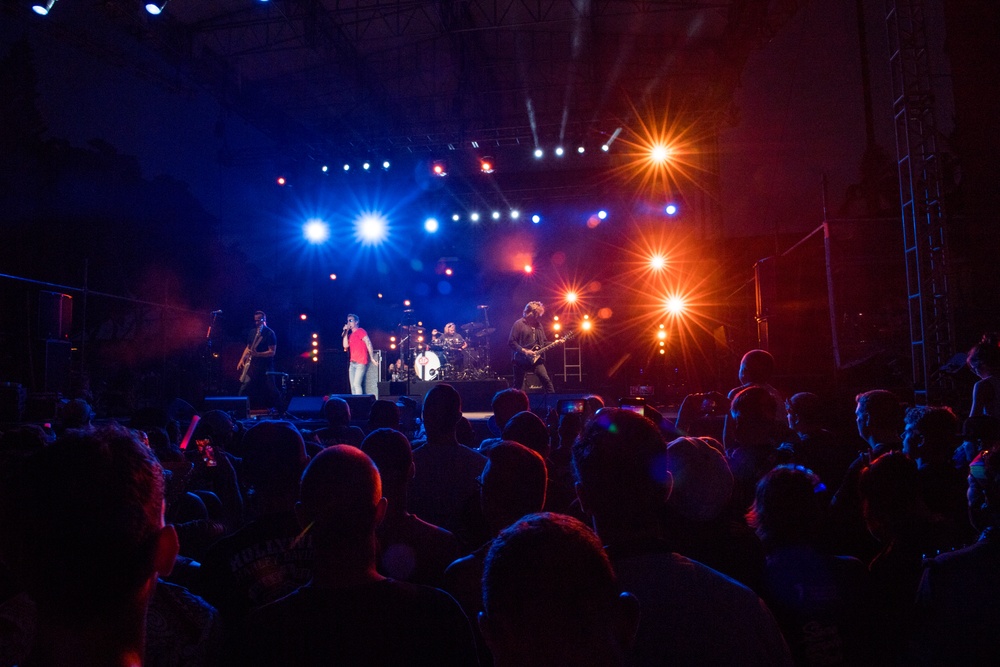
[
  {"x1": 508, "y1": 301, "x2": 556, "y2": 393},
  {"x1": 237, "y1": 310, "x2": 278, "y2": 409}
]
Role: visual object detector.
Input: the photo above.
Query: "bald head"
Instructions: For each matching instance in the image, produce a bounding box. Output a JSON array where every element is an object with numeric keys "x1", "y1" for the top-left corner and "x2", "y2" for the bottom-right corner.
[{"x1": 299, "y1": 445, "x2": 382, "y2": 549}]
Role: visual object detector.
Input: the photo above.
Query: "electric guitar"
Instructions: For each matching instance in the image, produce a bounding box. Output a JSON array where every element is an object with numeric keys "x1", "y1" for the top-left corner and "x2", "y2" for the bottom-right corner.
[
  {"x1": 238, "y1": 325, "x2": 263, "y2": 383},
  {"x1": 515, "y1": 330, "x2": 576, "y2": 364}
]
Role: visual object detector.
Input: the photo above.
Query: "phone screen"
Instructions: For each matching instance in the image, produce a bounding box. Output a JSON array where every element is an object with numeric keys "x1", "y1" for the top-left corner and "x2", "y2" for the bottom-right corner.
[
  {"x1": 195, "y1": 438, "x2": 218, "y2": 467},
  {"x1": 558, "y1": 399, "x2": 587, "y2": 415},
  {"x1": 620, "y1": 404, "x2": 645, "y2": 415}
]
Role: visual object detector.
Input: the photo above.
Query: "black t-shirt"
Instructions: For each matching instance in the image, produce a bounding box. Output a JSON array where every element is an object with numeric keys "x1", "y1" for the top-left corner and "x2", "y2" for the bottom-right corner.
[
  {"x1": 247, "y1": 325, "x2": 276, "y2": 371},
  {"x1": 243, "y1": 579, "x2": 479, "y2": 666}
]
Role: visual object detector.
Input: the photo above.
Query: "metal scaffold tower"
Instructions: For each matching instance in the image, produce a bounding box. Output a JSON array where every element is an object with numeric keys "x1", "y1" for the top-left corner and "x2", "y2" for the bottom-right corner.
[{"x1": 885, "y1": 0, "x2": 954, "y2": 405}]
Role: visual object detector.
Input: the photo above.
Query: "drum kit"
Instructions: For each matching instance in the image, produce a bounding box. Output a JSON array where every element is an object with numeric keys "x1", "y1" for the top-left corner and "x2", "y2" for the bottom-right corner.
[{"x1": 396, "y1": 307, "x2": 497, "y2": 382}]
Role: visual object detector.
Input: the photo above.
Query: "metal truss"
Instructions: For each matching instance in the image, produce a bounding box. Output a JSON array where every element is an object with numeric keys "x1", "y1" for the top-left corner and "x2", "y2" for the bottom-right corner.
[{"x1": 885, "y1": 0, "x2": 954, "y2": 405}]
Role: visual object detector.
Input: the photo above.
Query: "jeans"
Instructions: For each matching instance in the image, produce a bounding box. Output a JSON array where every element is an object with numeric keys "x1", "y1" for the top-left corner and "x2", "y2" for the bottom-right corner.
[{"x1": 349, "y1": 361, "x2": 367, "y2": 395}]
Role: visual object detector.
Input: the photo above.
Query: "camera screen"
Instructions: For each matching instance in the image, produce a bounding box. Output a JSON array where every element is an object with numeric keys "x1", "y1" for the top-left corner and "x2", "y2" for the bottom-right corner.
[{"x1": 558, "y1": 399, "x2": 587, "y2": 414}]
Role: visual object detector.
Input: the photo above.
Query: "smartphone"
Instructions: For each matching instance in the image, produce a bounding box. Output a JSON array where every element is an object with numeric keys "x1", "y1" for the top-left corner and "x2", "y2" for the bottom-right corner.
[
  {"x1": 558, "y1": 399, "x2": 587, "y2": 415},
  {"x1": 618, "y1": 397, "x2": 646, "y2": 415},
  {"x1": 195, "y1": 438, "x2": 218, "y2": 467}
]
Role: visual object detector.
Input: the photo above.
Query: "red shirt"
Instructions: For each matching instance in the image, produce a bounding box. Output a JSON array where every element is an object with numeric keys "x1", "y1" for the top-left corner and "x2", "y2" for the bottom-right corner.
[{"x1": 347, "y1": 327, "x2": 370, "y2": 364}]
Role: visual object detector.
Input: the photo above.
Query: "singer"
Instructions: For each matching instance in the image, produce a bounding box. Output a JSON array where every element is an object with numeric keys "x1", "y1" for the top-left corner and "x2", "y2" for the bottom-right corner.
[{"x1": 342, "y1": 313, "x2": 375, "y2": 395}]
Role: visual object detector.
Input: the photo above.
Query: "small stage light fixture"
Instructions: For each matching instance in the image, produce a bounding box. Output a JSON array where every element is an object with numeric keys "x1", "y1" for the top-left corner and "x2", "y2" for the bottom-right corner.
[
  {"x1": 555, "y1": 147, "x2": 565, "y2": 157},
  {"x1": 145, "y1": 1, "x2": 168, "y2": 15},
  {"x1": 343, "y1": 164, "x2": 350, "y2": 171},
  {"x1": 382, "y1": 160, "x2": 391, "y2": 170},
  {"x1": 577, "y1": 146, "x2": 585, "y2": 154},
  {"x1": 491, "y1": 211, "x2": 501, "y2": 220},
  {"x1": 531, "y1": 214, "x2": 541, "y2": 224},
  {"x1": 451, "y1": 213, "x2": 460, "y2": 221},
  {"x1": 362, "y1": 162, "x2": 371, "y2": 171},
  {"x1": 597, "y1": 210, "x2": 607, "y2": 220},
  {"x1": 510, "y1": 210, "x2": 520, "y2": 220},
  {"x1": 534, "y1": 148, "x2": 544, "y2": 159},
  {"x1": 424, "y1": 218, "x2": 440, "y2": 233},
  {"x1": 32, "y1": 0, "x2": 57, "y2": 15},
  {"x1": 470, "y1": 212, "x2": 480, "y2": 222},
  {"x1": 665, "y1": 203, "x2": 679, "y2": 216}
]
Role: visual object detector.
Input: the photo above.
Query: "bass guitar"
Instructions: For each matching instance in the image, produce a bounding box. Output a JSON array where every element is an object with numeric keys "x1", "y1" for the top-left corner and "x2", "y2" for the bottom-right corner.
[
  {"x1": 515, "y1": 330, "x2": 576, "y2": 365},
  {"x1": 238, "y1": 325, "x2": 263, "y2": 384}
]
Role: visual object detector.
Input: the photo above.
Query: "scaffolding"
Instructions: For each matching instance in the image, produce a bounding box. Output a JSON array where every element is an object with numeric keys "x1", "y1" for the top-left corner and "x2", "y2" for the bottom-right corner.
[
  {"x1": 885, "y1": 0, "x2": 955, "y2": 405},
  {"x1": 561, "y1": 336, "x2": 583, "y2": 384}
]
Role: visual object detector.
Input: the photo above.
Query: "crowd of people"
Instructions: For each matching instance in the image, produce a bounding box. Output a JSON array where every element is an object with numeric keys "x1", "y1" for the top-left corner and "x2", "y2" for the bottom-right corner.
[{"x1": 2, "y1": 338, "x2": 1000, "y2": 666}]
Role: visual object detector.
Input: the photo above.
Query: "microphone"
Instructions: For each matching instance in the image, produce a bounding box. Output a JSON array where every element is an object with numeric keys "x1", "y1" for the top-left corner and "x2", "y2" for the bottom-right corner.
[{"x1": 211, "y1": 310, "x2": 223, "y2": 315}]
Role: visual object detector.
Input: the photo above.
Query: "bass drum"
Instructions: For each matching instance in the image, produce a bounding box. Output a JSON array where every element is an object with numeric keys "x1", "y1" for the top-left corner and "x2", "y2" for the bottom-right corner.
[{"x1": 414, "y1": 350, "x2": 441, "y2": 381}]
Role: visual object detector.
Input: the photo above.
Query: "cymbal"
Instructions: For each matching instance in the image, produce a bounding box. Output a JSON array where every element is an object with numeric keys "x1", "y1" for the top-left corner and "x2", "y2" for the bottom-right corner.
[
  {"x1": 475, "y1": 327, "x2": 496, "y2": 337},
  {"x1": 461, "y1": 322, "x2": 483, "y2": 331}
]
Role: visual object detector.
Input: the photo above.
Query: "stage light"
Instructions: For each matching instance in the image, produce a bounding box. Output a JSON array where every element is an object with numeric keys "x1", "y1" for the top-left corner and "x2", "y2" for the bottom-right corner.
[
  {"x1": 581, "y1": 319, "x2": 593, "y2": 331},
  {"x1": 404, "y1": 300, "x2": 411, "y2": 307},
  {"x1": 362, "y1": 162, "x2": 371, "y2": 171},
  {"x1": 417, "y1": 335, "x2": 424, "y2": 343},
  {"x1": 452, "y1": 213, "x2": 460, "y2": 221},
  {"x1": 445, "y1": 268, "x2": 453, "y2": 276},
  {"x1": 313, "y1": 333, "x2": 319, "y2": 339},
  {"x1": 534, "y1": 148, "x2": 544, "y2": 159},
  {"x1": 649, "y1": 254, "x2": 666, "y2": 271},
  {"x1": 555, "y1": 147, "x2": 565, "y2": 157},
  {"x1": 303, "y1": 219, "x2": 330, "y2": 244},
  {"x1": 524, "y1": 264, "x2": 533, "y2": 274},
  {"x1": 343, "y1": 164, "x2": 350, "y2": 171},
  {"x1": 553, "y1": 322, "x2": 562, "y2": 331},
  {"x1": 329, "y1": 273, "x2": 337, "y2": 280},
  {"x1": 145, "y1": 1, "x2": 168, "y2": 15},
  {"x1": 531, "y1": 214, "x2": 541, "y2": 224},
  {"x1": 480, "y1": 159, "x2": 494, "y2": 174},
  {"x1": 666, "y1": 296, "x2": 686, "y2": 315},
  {"x1": 312, "y1": 341, "x2": 318, "y2": 347},
  {"x1": 565, "y1": 292, "x2": 578, "y2": 304},
  {"x1": 300, "y1": 313, "x2": 308, "y2": 321},
  {"x1": 382, "y1": 160, "x2": 391, "y2": 170},
  {"x1": 492, "y1": 211, "x2": 501, "y2": 220},
  {"x1": 510, "y1": 210, "x2": 520, "y2": 220},
  {"x1": 577, "y1": 146, "x2": 585, "y2": 154},
  {"x1": 390, "y1": 336, "x2": 396, "y2": 343},
  {"x1": 389, "y1": 343, "x2": 396, "y2": 350},
  {"x1": 665, "y1": 203, "x2": 679, "y2": 216},
  {"x1": 321, "y1": 165, "x2": 329, "y2": 173},
  {"x1": 601, "y1": 144, "x2": 610, "y2": 152},
  {"x1": 597, "y1": 210, "x2": 607, "y2": 220},
  {"x1": 313, "y1": 356, "x2": 319, "y2": 362},
  {"x1": 32, "y1": 0, "x2": 57, "y2": 15},
  {"x1": 432, "y1": 161, "x2": 447, "y2": 176},
  {"x1": 659, "y1": 341, "x2": 665, "y2": 347},
  {"x1": 424, "y1": 217, "x2": 439, "y2": 233},
  {"x1": 657, "y1": 330, "x2": 667, "y2": 340},
  {"x1": 650, "y1": 144, "x2": 670, "y2": 164},
  {"x1": 470, "y1": 212, "x2": 480, "y2": 222},
  {"x1": 276, "y1": 176, "x2": 287, "y2": 186},
  {"x1": 355, "y1": 212, "x2": 389, "y2": 245}
]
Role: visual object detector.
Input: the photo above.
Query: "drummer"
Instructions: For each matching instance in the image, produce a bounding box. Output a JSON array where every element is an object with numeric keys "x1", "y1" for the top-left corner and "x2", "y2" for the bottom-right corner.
[{"x1": 431, "y1": 322, "x2": 468, "y2": 350}]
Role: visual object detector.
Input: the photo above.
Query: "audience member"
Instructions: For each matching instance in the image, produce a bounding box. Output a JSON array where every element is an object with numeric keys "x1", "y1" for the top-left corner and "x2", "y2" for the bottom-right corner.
[
  {"x1": 954, "y1": 414, "x2": 1000, "y2": 468},
  {"x1": 573, "y1": 408, "x2": 791, "y2": 666},
  {"x1": 783, "y1": 392, "x2": 855, "y2": 490},
  {"x1": 59, "y1": 397, "x2": 95, "y2": 433},
  {"x1": 361, "y1": 428, "x2": 461, "y2": 586},
  {"x1": 367, "y1": 399, "x2": 402, "y2": 433},
  {"x1": 967, "y1": 333, "x2": 1000, "y2": 418},
  {"x1": 726, "y1": 385, "x2": 787, "y2": 510},
  {"x1": 748, "y1": 465, "x2": 872, "y2": 666},
  {"x1": 858, "y1": 452, "x2": 941, "y2": 663},
  {"x1": 910, "y1": 446, "x2": 1000, "y2": 665},
  {"x1": 408, "y1": 384, "x2": 487, "y2": 543},
  {"x1": 197, "y1": 421, "x2": 312, "y2": 629},
  {"x1": 727, "y1": 349, "x2": 784, "y2": 406},
  {"x1": 478, "y1": 388, "x2": 529, "y2": 452},
  {"x1": 902, "y1": 406, "x2": 970, "y2": 542},
  {"x1": 830, "y1": 389, "x2": 905, "y2": 559},
  {"x1": 243, "y1": 445, "x2": 478, "y2": 666},
  {"x1": 1, "y1": 425, "x2": 180, "y2": 666},
  {"x1": 314, "y1": 397, "x2": 365, "y2": 447},
  {"x1": 661, "y1": 436, "x2": 766, "y2": 592},
  {"x1": 455, "y1": 416, "x2": 479, "y2": 449},
  {"x1": 500, "y1": 410, "x2": 550, "y2": 459},
  {"x1": 479, "y1": 512, "x2": 639, "y2": 667}
]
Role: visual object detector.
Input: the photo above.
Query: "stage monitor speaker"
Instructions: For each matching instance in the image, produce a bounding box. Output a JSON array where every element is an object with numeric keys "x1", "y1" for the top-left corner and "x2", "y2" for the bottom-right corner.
[
  {"x1": 39, "y1": 291, "x2": 72, "y2": 340},
  {"x1": 287, "y1": 394, "x2": 376, "y2": 421},
  {"x1": 203, "y1": 396, "x2": 249, "y2": 420},
  {"x1": 287, "y1": 396, "x2": 326, "y2": 419}
]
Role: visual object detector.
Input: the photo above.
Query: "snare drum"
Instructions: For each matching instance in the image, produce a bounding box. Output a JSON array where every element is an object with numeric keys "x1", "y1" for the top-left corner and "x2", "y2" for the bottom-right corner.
[{"x1": 415, "y1": 350, "x2": 441, "y2": 381}]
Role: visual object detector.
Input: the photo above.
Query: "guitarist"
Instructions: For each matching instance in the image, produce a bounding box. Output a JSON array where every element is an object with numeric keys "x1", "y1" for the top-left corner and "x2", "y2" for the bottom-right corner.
[
  {"x1": 508, "y1": 301, "x2": 556, "y2": 393},
  {"x1": 237, "y1": 310, "x2": 277, "y2": 408}
]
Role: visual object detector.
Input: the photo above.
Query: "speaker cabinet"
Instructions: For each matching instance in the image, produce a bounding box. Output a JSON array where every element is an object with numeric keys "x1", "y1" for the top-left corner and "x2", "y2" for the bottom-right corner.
[{"x1": 203, "y1": 396, "x2": 249, "y2": 420}]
